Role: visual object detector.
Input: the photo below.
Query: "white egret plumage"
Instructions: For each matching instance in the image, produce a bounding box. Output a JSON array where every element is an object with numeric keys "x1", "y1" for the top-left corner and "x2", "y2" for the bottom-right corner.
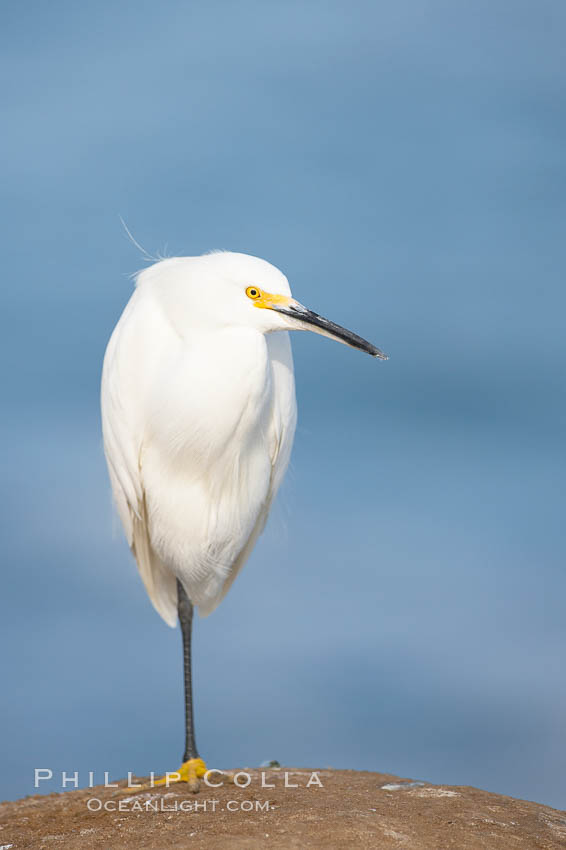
[{"x1": 101, "y1": 251, "x2": 386, "y2": 789}]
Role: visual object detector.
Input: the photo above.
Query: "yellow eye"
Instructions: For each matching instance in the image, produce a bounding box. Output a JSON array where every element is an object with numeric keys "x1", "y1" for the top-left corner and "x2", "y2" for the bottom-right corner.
[{"x1": 246, "y1": 286, "x2": 261, "y2": 300}]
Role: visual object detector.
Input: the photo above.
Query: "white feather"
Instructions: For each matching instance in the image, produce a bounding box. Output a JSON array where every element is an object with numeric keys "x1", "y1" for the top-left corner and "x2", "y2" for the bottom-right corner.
[{"x1": 101, "y1": 253, "x2": 297, "y2": 624}]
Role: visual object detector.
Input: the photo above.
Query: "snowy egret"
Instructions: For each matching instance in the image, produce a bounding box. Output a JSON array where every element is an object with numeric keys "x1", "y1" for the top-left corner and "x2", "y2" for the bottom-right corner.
[{"x1": 101, "y1": 251, "x2": 387, "y2": 790}]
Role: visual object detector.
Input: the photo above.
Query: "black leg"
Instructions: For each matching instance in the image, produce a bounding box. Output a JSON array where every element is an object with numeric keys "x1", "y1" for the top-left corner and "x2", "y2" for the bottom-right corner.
[{"x1": 177, "y1": 579, "x2": 199, "y2": 763}]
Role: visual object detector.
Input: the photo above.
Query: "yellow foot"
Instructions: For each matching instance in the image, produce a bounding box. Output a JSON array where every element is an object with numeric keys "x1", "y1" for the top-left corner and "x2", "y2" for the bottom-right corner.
[
  {"x1": 153, "y1": 758, "x2": 208, "y2": 793},
  {"x1": 121, "y1": 758, "x2": 208, "y2": 795}
]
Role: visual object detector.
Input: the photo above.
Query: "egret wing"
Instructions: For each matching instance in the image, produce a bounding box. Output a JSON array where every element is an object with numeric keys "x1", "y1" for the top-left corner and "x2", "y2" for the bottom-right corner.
[{"x1": 101, "y1": 291, "x2": 178, "y2": 626}]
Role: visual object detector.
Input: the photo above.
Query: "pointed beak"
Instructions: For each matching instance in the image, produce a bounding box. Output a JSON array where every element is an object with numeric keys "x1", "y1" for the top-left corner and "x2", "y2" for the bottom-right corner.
[{"x1": 272, "y1": 298, "x2": 388, "y2": 359}]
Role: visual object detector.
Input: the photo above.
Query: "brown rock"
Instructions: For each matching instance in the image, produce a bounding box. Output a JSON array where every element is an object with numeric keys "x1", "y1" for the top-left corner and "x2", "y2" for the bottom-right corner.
[{"x1": 1, "y1": 768, "x2": 565, "y2": 849}]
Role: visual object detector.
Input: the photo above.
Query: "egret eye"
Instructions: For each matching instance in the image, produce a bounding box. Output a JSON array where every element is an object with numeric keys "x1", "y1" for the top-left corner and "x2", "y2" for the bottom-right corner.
[{"x1": 246, "y1": 286, "x2": 261, "y2": 300}]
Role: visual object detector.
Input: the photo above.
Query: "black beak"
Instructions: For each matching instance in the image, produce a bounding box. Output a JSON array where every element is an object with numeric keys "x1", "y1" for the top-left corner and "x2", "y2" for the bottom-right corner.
[{"x1": 275, "y1": 301, "x2": 388, "y2": 360}]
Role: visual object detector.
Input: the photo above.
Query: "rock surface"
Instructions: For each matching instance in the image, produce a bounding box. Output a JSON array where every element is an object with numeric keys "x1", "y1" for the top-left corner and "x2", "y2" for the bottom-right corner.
[{"x1": 1, "y1": 768, "x2": 565, "y2": 849}]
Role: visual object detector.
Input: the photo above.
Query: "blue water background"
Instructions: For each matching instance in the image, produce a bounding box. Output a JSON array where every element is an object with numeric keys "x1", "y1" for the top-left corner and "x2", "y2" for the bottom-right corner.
[{"x1": 1, "y1": 0, "x2": 565, "y2": 808}]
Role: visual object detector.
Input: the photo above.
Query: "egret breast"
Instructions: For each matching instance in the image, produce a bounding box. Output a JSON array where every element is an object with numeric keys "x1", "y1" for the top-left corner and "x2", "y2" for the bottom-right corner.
[{"x1": 141, "y1": 327, "x2": 274, "y2": 608}]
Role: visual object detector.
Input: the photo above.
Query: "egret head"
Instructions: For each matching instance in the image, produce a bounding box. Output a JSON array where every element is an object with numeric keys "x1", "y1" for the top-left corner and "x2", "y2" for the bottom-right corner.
[{"x1": 138, "y1": 251, "x2": 387, "y2": 359}]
